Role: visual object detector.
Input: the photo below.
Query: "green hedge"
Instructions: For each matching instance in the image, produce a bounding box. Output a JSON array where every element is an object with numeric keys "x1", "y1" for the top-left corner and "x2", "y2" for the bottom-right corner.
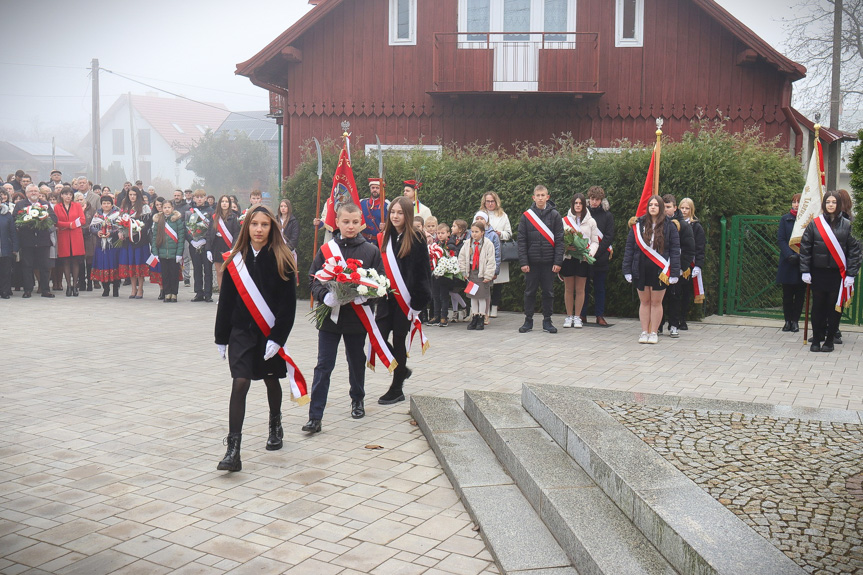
[
  {"x1": 848, "y1": 130, "x2": 863, "y2": 239},
  {"x1": 283, "y1": 121, "x2": 804, "y2": 318}
]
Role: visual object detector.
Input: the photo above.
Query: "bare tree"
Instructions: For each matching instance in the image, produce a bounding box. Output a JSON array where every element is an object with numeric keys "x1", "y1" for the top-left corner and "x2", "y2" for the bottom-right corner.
[{"x1": 785, "y1": 0, "x2": 863, "y2": 129}]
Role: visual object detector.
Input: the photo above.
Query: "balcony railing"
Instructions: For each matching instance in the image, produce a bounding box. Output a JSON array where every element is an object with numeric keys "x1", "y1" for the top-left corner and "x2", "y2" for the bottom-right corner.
[{"x1": 432, "y1": 32, "x2": 600, "y2": 94}]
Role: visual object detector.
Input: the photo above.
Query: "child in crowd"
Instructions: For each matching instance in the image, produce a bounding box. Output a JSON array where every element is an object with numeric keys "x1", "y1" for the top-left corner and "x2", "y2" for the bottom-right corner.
[
  {"x1": 433, "y1": 223, "x2": 452, "y2": 326},
  {"x1": 424, "y1": 216, "x2": 438, "y2": 244},
  {"x1": 447, "y1": 219, "x2": 470, "y2": 321},
  {"x1": 413, "y1": 216, "x2": 424, "y2": 232},
  {"x1": 151, "y1": 197, "x2": 186, "y2": 302},
  {"x1": 458, "y1": 220, "x2": 495, "y2": 330}
]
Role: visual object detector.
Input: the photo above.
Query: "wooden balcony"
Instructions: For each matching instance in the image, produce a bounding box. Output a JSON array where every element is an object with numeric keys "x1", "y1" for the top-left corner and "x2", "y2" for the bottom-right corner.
[{"x1": 431, "y1": 32, "x2": 602, "y2": 96}]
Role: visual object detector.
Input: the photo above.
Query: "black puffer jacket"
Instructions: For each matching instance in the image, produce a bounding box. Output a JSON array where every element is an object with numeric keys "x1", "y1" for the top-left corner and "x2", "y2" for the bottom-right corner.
[
  {"x1": 672, "y1": 210, "x2": 696, "y2": 274},
  {"x1": 690, "y1": 219, "x2": 706, "y2": 269},
  {"x1": 799, "y1": 216, "x2": 862, "y2": 276},
  {"x1": 376, "y1": 229, "x2": 432, "y2": 319},
  {"x1": 310, "y1": 234, "x2": 384, "y2": 334},
  {"x1": 587, "y1": 202, "x2": 614, "y2": 270},
  {"x1": 517, "y1": 202, "x2": 564, "y2": 266},
  {"x1": 622, "y1": 215, "x2": 681, "y2": 280}
]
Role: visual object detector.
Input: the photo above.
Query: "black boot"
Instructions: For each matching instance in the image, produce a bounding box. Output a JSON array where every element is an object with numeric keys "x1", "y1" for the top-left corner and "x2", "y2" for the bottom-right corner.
[
  {"x1": 112, "y1": 281, "x2": 120, "y2": 297},
  {"x1": 781, "y1": 320, "x2": 792, "y2": 332},
  {"x1": 379, "y1": 370, "x2": 406, "y2": 405},
  {"x1": 821, "y1": 336, "x2": 835, "y2": 353},
  {"x1": 158, "y1": 289, "x2": 164, "y2": 300},
  {"x1": 266, "y1": 413, "x2": 283, "y2": 451},
  {"x1": 475, "y1": 315, "x2": 485, "y2": 331},
  {"x1": 87, "y1": 279, "x2": 93, "y2": 292},
  {"x1": 790, "y1": 322, "x2": 799, "y2": 333},
  {"x1": 102, "y1": 283, "x2": 110, "y2": 297},
  {"x1": 216, "y1": 432, "x2": 242, "y2": 471},
  {"x1": 467, "y1": 314, "x2": 478, "y2": 330}
]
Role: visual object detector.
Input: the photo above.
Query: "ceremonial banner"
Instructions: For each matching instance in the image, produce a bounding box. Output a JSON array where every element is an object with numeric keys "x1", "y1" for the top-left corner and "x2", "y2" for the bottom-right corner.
[
  {"x1": 790, "y1": 138, "x2": 826, "y2": 252},
  {"x1": 635, "y1": 149, "x2": 657, "y2": 218},
  {"x1": 324, "y1": 145, "x2": 365, "y2": 232}
]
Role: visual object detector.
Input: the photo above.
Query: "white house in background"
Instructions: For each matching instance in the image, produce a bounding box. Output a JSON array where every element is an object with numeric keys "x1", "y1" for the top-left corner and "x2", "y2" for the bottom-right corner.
[{"x1": 88, "y1": 93, "x2": 230, "y2": 189}]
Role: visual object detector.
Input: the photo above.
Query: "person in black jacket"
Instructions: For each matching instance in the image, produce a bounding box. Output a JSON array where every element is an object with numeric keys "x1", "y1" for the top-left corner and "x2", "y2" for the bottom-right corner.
[
  {"x1": 0, "y1": 190, "x2": 19, "y2": 298},
  {"x1": 678, "y1": 197, "x2": 705, "y2": 330},
  {"x1": 799, "y1": 191, "x2": 861, "y2": 352},
  {"x1": 376, "y1": 196, "x2": 432, "y2": 405},
  {"x1": 303, "y1": 204, "x2": 385, "y2": 433},
  {"x1": 622, "y1": 195, "x2": 681, "y2": 344},
  {"x1": 186, "y1": 190, "x2": 214, "y2": 302},
  {"x1": 13, "y1": 184, "x2": 59, "y2": 298},
  {"x1": 214, "y1": 206, "x2": 298, "y2": 472},
  {"x1": 517, "y1": 185, "x2": 565, "y2": 334},
  {"x1": 660, "y1": 195, "x2": 696, "y2": 337},
  {"x1": 581, "y1": 186, "x2": 614, "y2": 325},
  {"x1": 776, "y1": 194, "x2": 805, "y2": 332},
  {"x1": 207, "y1": 195, "x2": 241, "y2": 291}
]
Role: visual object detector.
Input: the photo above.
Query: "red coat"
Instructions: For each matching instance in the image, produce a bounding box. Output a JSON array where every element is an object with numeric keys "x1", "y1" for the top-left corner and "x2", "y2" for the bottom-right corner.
[{"x1": 54, "y1": 202, "x2": 85, "y2": 257}]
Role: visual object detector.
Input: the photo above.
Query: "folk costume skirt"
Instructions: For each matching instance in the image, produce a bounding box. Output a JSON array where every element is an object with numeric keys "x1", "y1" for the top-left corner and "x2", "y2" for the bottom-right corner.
[
  {"x1": 91, "y1": 245, "x2": 119, "y2": 283},
  {"x1": 120, "y1": 242, "x2": 150, "y2": 279},
  {"x1": 228, "y1": 325, "x2": 287, "y2": 381}
]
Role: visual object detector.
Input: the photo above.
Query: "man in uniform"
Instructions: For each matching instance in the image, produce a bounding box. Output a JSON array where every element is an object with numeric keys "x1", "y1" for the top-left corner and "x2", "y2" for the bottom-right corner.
[
  {"x1": 403, "y1": 180, "x2": 432, "y2": 223},
  {"x1": 360, "y1": 178, "x2": 389, "y2": 243}
]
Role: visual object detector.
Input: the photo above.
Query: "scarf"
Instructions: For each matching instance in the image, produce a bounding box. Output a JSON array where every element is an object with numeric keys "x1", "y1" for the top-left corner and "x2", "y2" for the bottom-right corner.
[
  {"x1": 790, "y1": 209, "x2": 798, "y2": 217},
  {"x1": 472, "y1": 240, "x2": 480, "y2": 270}
]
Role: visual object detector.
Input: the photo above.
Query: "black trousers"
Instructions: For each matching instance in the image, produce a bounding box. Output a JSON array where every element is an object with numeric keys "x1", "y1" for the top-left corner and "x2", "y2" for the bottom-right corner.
[
  {"x1": 782, "y1": 283, "x2": 806, "y2": 323},
  {"x1": 161, "y1": 259, "x2": 180, "y2": 296},
  {"x1": 491, "y1": 283, "x2": 503, "y2": 306},
  {"x1": 190, "y1": 248, "x2": 213, "y2": 296},
  {"x1": 811, "y1": 288, "x2": 841, "y2": 341},
  {"x1": 19, "y1": 246, "x2": 50, "y2": 294},
  {"x1": 662, "y1": 276, "x2": 691, "y2": 328},
  {"x1": 308, "y1": 330, "x2": 367, "y2": 420},
  {"x1": 523, "y1": 264, "x2": 555, "y2": 319},
  {"x1": 0, "y1": 256, "x2": 11, "y2": 296},
  {"x1": 377, "y1": 299, "x2": 412, "y2": 382},
  {"x1": 432, "y1": 279, "x2": 451, "y2": 318}
]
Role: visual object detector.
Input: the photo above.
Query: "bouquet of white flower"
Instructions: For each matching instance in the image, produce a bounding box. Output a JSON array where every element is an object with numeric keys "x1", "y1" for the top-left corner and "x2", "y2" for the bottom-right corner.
[
  {"x1": 432, "y1": 255, "x2": 464, "y2": 281},
  {"x1": 15, "y1": 204, "x2": 54, "y2": 232},
  {"x1": 310, "y1": 256, "x2": 392, "y2": 328}
]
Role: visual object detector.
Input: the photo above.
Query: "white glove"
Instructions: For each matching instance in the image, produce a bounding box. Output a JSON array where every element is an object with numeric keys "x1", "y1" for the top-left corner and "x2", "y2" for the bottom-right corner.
[
  {"x1": 206, "y1": 251, "x2": 213, "y2": 263},
  {"x1": 192, "y1": 239, "x2": 206, "y2": 249},
  {"x1": 624, "y1": 274, "x2": 632, "y2": 283},
  {"x1": 217, "y1": 344, "x2": 227, "y2": 360},
  {"x1": 802, "y1": 273, "x2": 812, "y2": 284},
  {"x1": 408, "y1": 308, "x2": 422, "y2": 322},
  {"x1": 263, "y1": 340, "x2": 280, "y2": 361},
  {"x1": 175, "y1": 255, "x2": 183, "y2": 264},
  {"x1": 323, "y1": 292, "x2": 338, "y2": 308},
  {"x1": 353, "y1": 295, "x2": 369, "y2": 305},
  {"x1": 669, "y1": 276, "x2": 679, "y2": 285},
  {"x1": 692, "y1": 266, "x2": 701, "y2": 278},
  {"x1": 844, "y1": 276, "x2": 855, "y2": 288}
]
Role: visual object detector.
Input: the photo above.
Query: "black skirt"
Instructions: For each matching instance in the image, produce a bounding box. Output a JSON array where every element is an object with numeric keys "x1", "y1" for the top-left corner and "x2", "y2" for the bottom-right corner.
[
  {"x1": 228, "y1": 325, "x2": 287, "y2": 380},
  {"x1": 560, "y1": 258, "x2": 589, "y2": 278},
  {"x1": 636, "y1": 256, "x2": 666, "y2": 291}
]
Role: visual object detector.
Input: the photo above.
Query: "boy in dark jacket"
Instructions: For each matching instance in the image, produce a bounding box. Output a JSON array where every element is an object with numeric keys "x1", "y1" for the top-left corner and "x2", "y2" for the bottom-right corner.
[
  {"x1": 660, "y1": 194, "x2": 696, "y2": 337},
  {"x1": 517, "y1": 185, "x2": 564, "y2": 333},
  {"x1": 582, "y1": 186, "x2": 614, "y2": 325},
  {"x1": 186, "y1": 190, "x2": 215, "y2": 302},
  {"x1": 303, "y1": 203, "x2": 385, "y2": 433}
]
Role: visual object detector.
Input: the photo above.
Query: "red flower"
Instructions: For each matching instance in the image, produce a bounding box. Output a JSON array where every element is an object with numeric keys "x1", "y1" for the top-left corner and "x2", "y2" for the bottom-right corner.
[
  {"x1": 336, "y1": 273, "x2": 349, "y2": 282},
  {"x1": 332, "y1": 265, "x2": 344, "y2": 274},
  {"x1": 346, "y1": 258, "x2": 362, "y2": 268},
  {"x1": 349, "y1": 272, "x2": 361, "y2": 282}
]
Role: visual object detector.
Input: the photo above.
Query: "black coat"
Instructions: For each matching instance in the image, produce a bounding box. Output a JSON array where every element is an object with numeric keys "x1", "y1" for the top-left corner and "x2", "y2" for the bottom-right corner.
[
  {"x1": 0, "y1": 208, "x2": 19, "y2": 256},
  {"x1": 587, "y1": 204, "x2": 614, "y2": 270},
  {"x1": 184, "y1": 204, "x2": 214, "y2": 245},
  {"x1": 622, "y1": 215, "x2": 681, "y2": 280},
  {"x1": 206, "y1": 213, "x2": 240, "y2": 254},
  {"x1": 376, "y1": 230, "x2": 432, "y2": 319},
  {"x1": 310, "y1": 234, "x2": 384, "y2": 334},
  {"x1": 776, "y1": 212, "x2": 802, "y2": 285},
  {"x1": 690, "y1": 219, "x2": 706, "y2": 269},
  {"x1": 517, "y1": 202, "x2": 565, "y2": 267},
  {"x1": 215, "y1": 244, "x2": 297, "y2": 348},
  {"x1": 13, "y1": 199, "x2": 58, "y2": 248},
  {"x1": 799, "y1": 215, "x2": 862, "y2": 277},
  {"x1": 282, "y1": 216, "x2": 299, "y2": 251},
  {"x1": 672, "y1": 210, "x2": 696, "y2": 273}
]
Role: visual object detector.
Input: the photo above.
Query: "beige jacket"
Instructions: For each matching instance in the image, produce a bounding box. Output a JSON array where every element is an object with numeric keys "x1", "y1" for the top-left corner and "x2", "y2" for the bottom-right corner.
[
  {"x1": 563, "y1": 209, "x2": 599, "y2": 260},
  {"x1": 458, "y1": 236, "x2": 496, "y2": 282}
]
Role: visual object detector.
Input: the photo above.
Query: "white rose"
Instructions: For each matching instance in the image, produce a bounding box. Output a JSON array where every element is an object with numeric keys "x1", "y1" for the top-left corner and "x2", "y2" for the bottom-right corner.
[
  {"x1": 23, "y1": 215, "x2": 32, "y2": 221},
  {"x1": 356, "y1": 285, "x2": 369, "y2": 296}
]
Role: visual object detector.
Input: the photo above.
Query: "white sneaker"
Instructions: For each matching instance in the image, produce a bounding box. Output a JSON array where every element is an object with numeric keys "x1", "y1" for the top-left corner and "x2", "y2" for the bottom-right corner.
[
  {"x1": 647, "y1": 332, "x2": 659, "y2": 344},
  {"x1": 572, "y1": 316, "x2": 583, "y2": 328},
  {"x1": 563, "y1": 316, "x2": 573, "y2": 328},
  {"x1": 638, "y1": 331, "x2": 649, "y2": 344},
  {"x1": 669, "y1": 326, "x2": 679, "y2": 338},
  {"x1": 490, "y1": 305, "x2": 498, "y2": 318}
]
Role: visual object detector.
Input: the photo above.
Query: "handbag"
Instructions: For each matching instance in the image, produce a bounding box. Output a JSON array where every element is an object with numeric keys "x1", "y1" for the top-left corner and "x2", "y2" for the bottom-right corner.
[{"x1": 500, "y1": 240, "x2": 519, "y2": 262}]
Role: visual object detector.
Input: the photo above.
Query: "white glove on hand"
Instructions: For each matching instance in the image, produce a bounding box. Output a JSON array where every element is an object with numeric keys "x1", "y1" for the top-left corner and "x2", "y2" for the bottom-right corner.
[
  {"x1": 408, "y1": 308, "x2": 422, "y2": 322},
  {"x1": 175, "y1": 255, "x2": 183, "y2": 264},
  {"x1": 353, "y1": 295, "x2": 369, "y2": 305},
  {"x1": 263, "y1": 340, "x2": 280, "y2": 361},
  {"x1": 802, "y1": 273, "x2": 812, "y2": 284},
  {"x1": 323, "y1": 292, "x2": 338, "y2": 308},
  {"x1": 624, "y1": 274, "x2": 633, "y2": 283},
  {"x1": 192, "y1": 239, "x2": 206, "y2": 249},
  {"x1": 692, "y1": 266, "x2": 701, "y2": 278},
  {"x1": 669, "y1": 276, "x2": 679, "y2": 285},
  {"x1": 217, "y1": 344, "x2": 227, "y2": 360},
  {"x1": 844, "y1": 276, "x2": 855, "y2": 288},
  {"x1": 206, "y1": 251, "x2": 213, "y2": 263}
]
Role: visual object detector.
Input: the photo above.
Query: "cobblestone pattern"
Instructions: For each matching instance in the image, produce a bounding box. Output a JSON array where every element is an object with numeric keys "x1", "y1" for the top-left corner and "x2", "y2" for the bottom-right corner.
[{"x1": 599, "y1": 402, "x2": 863, "y2": 575}]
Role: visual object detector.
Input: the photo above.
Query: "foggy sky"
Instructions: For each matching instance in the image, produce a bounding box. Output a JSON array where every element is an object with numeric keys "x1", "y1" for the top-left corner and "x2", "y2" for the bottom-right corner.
[{"x1": 0, "y1": 0, "x2": 803, "y2": 143}]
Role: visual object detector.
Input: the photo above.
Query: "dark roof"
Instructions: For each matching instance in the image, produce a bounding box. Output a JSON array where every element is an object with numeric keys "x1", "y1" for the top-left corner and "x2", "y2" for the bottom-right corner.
[
  {"x1": 791, "y1": 109, "x2": 858, "y2": 144},
  {"x1": 236, "y1": 0, "x2": 806, "y2": 81},
  {"x1": 215, "y1": 112, "x2": 279, "y2": 142}
]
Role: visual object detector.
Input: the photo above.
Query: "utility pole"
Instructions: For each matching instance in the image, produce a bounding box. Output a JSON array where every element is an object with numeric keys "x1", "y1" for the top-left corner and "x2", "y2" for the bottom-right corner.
[
  {"x1": 128, "y1": 92, "x2": 137, "y2": 182},
  {"x1": 828, "y1": 0, "x2": 842, "y2": 190},
  {"x1": 91, "y1": 59, "x2": 101, "y2": 181}
]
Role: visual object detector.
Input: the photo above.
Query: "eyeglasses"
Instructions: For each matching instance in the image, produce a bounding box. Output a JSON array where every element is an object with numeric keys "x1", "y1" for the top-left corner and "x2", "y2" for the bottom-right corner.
[{"x1": 485, "y1": 199, "x2": 496, "y2": 203}]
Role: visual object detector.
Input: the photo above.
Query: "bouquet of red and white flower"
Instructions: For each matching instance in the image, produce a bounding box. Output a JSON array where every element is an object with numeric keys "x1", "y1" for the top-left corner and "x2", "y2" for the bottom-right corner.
[
  {"x1": 15, "y1": 204, "x2": 54, "y2": 232},
  {"x1": 186, "y1": 212, "x2": 209, "y2": 252},
  {"x1": 310, "y1": 256, "x2": 391, "y2": 328},
  {"x1": 115, "y1": 212, "x2": 145, "y2": 245}
]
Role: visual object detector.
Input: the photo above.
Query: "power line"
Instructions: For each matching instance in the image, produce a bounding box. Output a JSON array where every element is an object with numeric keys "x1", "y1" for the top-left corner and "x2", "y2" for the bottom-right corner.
[
  {"x1": 0, "y1": 61, "x2": 89, "y2": 70},
  {"x1": 104, "y1": 69, "x2": 265, "y2": 98}
]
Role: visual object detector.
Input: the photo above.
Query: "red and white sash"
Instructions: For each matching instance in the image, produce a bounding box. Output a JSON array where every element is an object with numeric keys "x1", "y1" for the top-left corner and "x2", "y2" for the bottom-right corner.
[
  {"x1": 146, "y1": 254, "x2": 159, "y2": 268},
  {"x1": 217, "y1": 217, "x2": 234, "y2": 247},
  {"x1": 377, "y1": 235, "x2": 429, "y2": 364},
  {"x1": 164, "y1": 222, "x2": 178, "y2": 242},
  {"x1": 596, "y1": 227, "x2": 613, "y2": 254},
  {"x1": 691, "y1": 259, "x2": 705, "y2": 303},
  {"x1": 225, "y1": 252, "x2": 309, "y2": 404},
  {"x1": 633, "y1": 224, "x2": 671, "y2": 283},
  {"x1": 813, "y1": 215, "x2": 854, "y2": 311},
  {"x1": 319, "y1": 240, "x2": 396, "y2": 373},
  {"x1": 524, "y1": 209, "x2": 555, "y2": 246},
  {"x1": 464, "y1": 281, "x2": 480, "y2": 296},
  {"x1": 193, "y1": 207, "x2": 210, "y2": 226}
]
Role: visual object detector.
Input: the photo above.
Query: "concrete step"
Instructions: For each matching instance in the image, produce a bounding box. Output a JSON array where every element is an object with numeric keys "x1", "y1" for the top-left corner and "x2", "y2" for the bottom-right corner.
[
  {"x1": 522, "y1": 384, "x2": 807, "y2": 575},
  {"x1": 410, "y1": 395, "x2": 578, "y2": 575},
  {"x1": 464, "y1": 390, "x2": 677, "y2": 575}
]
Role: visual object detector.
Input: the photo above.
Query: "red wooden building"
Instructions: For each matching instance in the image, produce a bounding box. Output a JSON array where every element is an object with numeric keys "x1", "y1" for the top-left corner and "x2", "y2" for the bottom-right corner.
[{"x1": 236, "y1": 0, "x2": 815, "y2": 177}]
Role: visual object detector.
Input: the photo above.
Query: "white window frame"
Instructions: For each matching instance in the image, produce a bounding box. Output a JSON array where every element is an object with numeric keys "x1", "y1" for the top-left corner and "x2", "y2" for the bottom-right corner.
[
  {"x1": 457, "y1": 0, "x2": 576, "y2": 47},
  {"x1": 389, "y1": 0, "x2": 417, "y2": 46},
  {"x1": 615, "y1": 0, "x2": 644, "y2": 47}
]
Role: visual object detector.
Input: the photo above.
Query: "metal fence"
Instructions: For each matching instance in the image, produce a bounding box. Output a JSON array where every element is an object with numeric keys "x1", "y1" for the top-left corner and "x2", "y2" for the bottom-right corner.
[{"x1": 718, "y1": 215, "x2": 863, "y2": 324}]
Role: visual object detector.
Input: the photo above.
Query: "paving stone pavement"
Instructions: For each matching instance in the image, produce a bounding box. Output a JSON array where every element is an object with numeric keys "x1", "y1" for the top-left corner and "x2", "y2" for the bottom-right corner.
[{"x1": 0, "y1": 289, "x2": 861, "y2": 574}]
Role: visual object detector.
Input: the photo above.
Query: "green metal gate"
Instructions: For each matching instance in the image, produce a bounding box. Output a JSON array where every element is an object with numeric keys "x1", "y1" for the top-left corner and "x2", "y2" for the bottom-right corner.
[{"x1": 719, "y1": 215, "x2": 863, "y2": 324}]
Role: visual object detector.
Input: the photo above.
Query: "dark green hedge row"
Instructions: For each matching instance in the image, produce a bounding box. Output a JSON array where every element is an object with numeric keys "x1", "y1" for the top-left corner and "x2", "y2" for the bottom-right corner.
[
  {"x1": 849, "y1": 130, "x2": 863, "y2": 240},
  {"x1": 283, "y1": 121, "x2": 804, "y2": 318}
]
